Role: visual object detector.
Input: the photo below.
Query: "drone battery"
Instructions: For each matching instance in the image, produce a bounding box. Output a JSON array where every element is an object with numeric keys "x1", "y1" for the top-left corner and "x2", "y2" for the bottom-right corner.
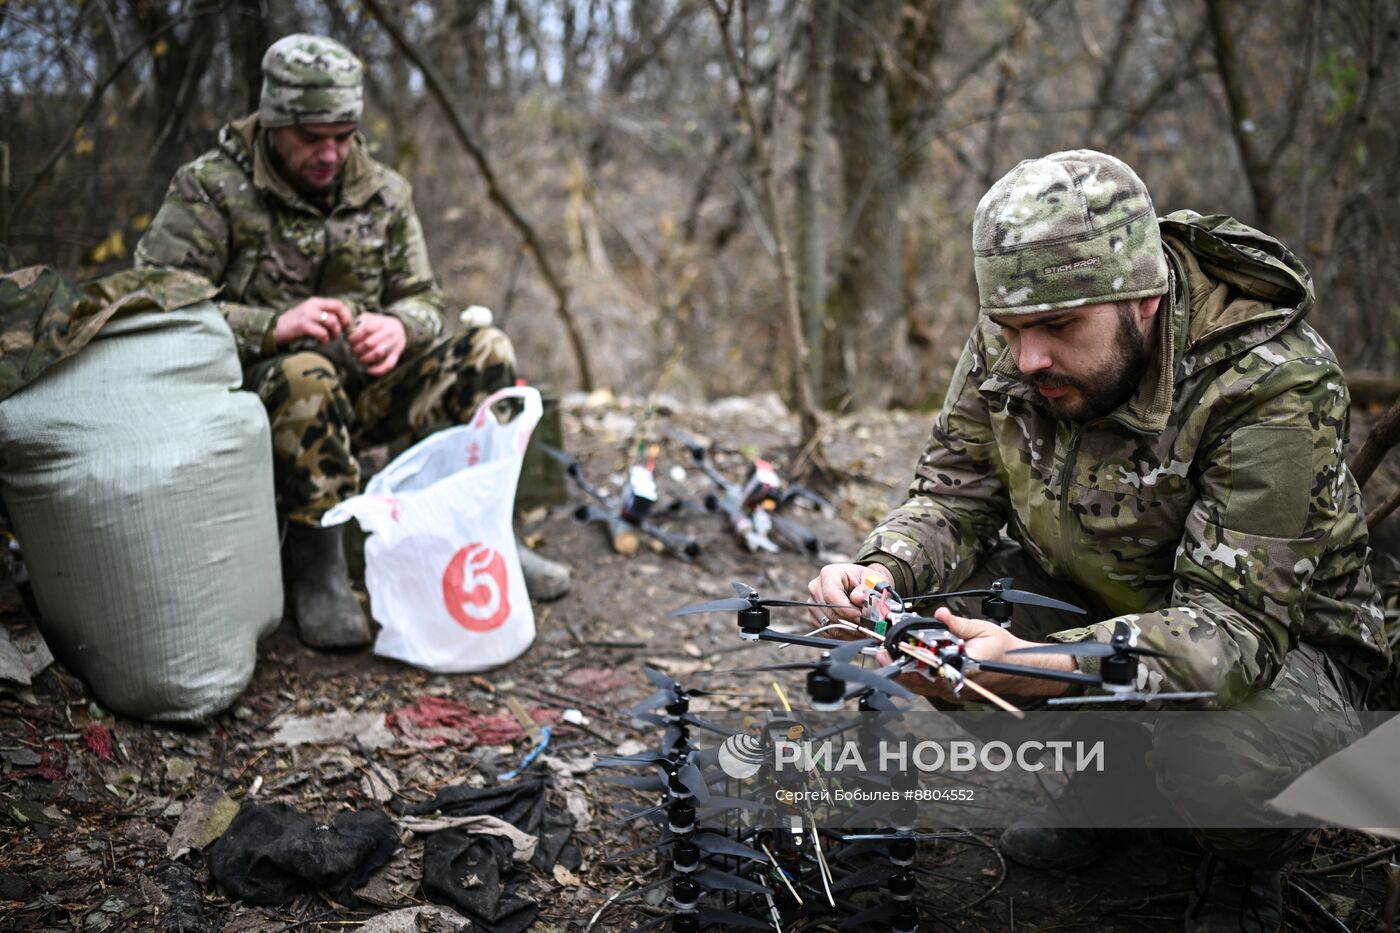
[{"x1": 620, "y1": 464, "x2": 658, "y2": 522}]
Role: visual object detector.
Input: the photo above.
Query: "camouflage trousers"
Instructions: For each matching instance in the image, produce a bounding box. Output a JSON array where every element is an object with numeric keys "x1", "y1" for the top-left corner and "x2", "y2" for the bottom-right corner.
[
  {"x1": 245, "y1": 326, "x2": 516, "y2": 526},
  {"x1": 939, "y1": 540, "x2": 1367, "y2": 870}
]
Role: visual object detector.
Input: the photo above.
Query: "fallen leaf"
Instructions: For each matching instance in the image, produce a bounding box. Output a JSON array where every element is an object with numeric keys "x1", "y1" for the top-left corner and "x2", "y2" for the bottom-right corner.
[
  {"x1": 267, "y1": 710, "x2": 394, "y2": 748},
  {"x1": 166, "y1": 788, "x2": 238, "y2": 859},
  {"x1": 553, "y1": 864, "x2": 581, "y2": 886}
]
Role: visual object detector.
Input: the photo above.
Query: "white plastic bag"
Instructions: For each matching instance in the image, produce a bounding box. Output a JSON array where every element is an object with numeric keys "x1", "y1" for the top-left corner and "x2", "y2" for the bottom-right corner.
[{"x1": 323, "y1": 386, "x2": 541, "y2": 672}]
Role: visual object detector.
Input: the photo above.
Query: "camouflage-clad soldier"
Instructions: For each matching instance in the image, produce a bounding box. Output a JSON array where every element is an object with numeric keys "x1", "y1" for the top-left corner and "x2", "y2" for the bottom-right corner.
[
  {"x1": 136, "y1": 34, "x2": 570, "y2": 650},
  {"x1": 809, "y1": 151, "x2": 1390, "y2": 932}
]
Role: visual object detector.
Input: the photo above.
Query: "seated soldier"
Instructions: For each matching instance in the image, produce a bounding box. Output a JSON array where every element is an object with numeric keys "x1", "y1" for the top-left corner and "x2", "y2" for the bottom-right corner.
[{"x1": 136, "y1": 33, "x2": 570, "y2": 650}]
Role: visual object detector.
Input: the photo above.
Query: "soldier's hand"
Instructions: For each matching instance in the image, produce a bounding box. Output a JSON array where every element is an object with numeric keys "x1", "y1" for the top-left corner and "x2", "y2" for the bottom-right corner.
[
  {"x1": 275, "y1": 297, "x2": 353, "y2": 346},
  {"x1": 806, "y1": 562, "x2": 894, "y2": 633},
  {"x1": 349, "y1": 312, "x2": 407, "y2": 377}
]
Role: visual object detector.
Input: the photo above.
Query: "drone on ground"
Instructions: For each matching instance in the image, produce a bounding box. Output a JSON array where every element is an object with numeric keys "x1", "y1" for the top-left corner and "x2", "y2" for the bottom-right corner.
[
  {"x1": 669, "y1": 429, "x2": 827, "y2": 555},
  {"x1": 538, "y1": 442, "x2": 700, "y2": 561}
]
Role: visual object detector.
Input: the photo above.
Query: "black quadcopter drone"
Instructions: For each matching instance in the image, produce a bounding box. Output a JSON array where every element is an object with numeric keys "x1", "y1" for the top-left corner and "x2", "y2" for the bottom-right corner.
[
  {"x1": 674, "y1": 580, "x2": 1216, "y2": 710},
  {"x1": 537, "y1": 442, "x2": 700, "y2": 560}
]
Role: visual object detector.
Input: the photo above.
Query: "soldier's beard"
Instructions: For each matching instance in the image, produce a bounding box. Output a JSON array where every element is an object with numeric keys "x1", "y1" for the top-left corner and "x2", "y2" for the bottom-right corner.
[{"x1": 1029, "y1": 305, "x2": 1153, "y2": 423}]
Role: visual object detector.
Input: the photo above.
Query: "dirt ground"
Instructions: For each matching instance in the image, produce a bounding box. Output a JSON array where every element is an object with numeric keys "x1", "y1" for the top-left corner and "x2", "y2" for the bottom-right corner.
[{"x1": 1, "y1": 395, "x2": 1398, "y2": 932}]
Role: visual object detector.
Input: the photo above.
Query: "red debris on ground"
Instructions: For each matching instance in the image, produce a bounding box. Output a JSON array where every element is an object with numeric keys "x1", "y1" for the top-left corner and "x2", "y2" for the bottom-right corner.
[
  {"x1": 531, "y1": 708, "x2": 564, "y2": 727},
  {"x1": 82, "y1": 723, "x2": 112, "y2": 760},
  {"x1": 467, "y1": 715, "x2": 526, "y2": 746},
  {"x1": 386, "y1": 696, "x2": 476, "y2": 732},
  {"x1": 561, "y1": 667, "x2": 631, "y2": 698},
  {"x1": 384, "y1": 696, "x2": 528, "y2": 748}
]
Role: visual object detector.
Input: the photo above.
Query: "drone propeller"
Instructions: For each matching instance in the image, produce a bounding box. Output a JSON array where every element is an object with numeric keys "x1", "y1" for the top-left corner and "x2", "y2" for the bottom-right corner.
[
  {"x1": 688, "y1": 866, "x2": 772, "y2": 896},
  {"x1": 635, "y1": 710, "x2": 732, "y2": 736},
  {"x1": 629, "y1": 665, "x2": 737, "y2": 716},
  {"x1": 672, "y1": 580, "x2": 846, "y2": 616},
  {"x1": 905, "y1": 577, "x2": 1085, "y2": 615},
  {"x1": 631, "y1": 906, "x2": 776, "y2": 933},
  {"x1": 1006, "y1": 619, "x2": 1174, "y2": 660},
  {"x1": 594, "y1": 754, "x2": 712, "y2": 802},
  {"x1": 602, "y1": 773, "x2": 668, "y2": 793},
  {"x1": 707, "y1": 649, "x2": 915, "y2": 703},
  {"x1": 603, "y1": 830, "x2": 766, "y2": 864},
  {"x1": 1048, "y1": 690, "x2": 1216, "y2": 706}
]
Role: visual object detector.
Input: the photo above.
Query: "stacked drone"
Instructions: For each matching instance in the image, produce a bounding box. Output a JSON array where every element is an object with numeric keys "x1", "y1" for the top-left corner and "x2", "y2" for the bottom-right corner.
[{"x1": 594, "y1": 580, "x2": 1216, "y2": 931}]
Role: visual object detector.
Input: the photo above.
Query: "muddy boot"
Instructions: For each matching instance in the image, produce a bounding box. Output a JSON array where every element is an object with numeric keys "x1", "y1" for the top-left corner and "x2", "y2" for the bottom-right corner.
[
  {"x1": 1184, "y1": 855, "x2": 1282, "y2": 933},
  {"x1": 518, "y1": 540, "x2": 570, "y2": 602},
  {"x1": 284, "y1": 523, "x2": 371, "y2": 649},
  {"x1": 997, "y1": 800, "x2": 1119, "y2": 870}
]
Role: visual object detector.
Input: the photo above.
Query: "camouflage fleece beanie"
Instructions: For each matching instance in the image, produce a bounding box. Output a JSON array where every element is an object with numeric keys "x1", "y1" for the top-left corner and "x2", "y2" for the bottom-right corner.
[
  {"x1": 260, "y1": 34, "x2": 363, "y2": 128},
  {"x1": 972, "y1": 149, "x2": 1168, "y2": 315}
]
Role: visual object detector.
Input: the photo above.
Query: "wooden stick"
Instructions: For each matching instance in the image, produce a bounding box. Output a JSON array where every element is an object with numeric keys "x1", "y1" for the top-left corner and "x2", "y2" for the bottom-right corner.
[
  {"x1": 894, "y1": 642, "x2": 1024, "y2": 718},
  {"x1": 760, "y1": 842, "x2": 803, "y2": 905}
]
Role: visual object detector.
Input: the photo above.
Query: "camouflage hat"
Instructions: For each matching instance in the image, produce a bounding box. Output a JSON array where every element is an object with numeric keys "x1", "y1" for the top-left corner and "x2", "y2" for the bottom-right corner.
[
  {"x1": 259, "y1": 34, "x2": 363, "y2": 128},
  {"x1": 972, "y1": 149, "x2": 1168, "y2": 315}
]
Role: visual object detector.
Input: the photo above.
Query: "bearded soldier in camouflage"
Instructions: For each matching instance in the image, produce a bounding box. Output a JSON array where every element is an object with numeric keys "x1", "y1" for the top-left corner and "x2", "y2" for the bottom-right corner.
[
  {"x1": 809, "y1": 150, "x2": 1390, "y2": 932},
  {"x1": 136, "y1": 34, "x2": 570, "y2": 650}
]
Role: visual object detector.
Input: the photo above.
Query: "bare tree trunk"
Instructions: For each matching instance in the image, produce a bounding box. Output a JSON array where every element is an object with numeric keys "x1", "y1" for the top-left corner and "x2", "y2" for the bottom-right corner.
[
  {"x1": 359, "y1": 0, "x2": 595, "y2": 391},
  {"x1": 797, "y1": 0, "x2": 836, "y2": 399},
  {"x1": 1204, "y1": 0, "x2": 1277, "y2": 230},
  {"x1": 706, "y1": 0, "x2": 823, "y2": 451},
  {"x1": 828, "y1": 0, "x2": 904, "y2": 409},
  {"x1": 227, "y1": 0, "x2": 270, "y2": 117},
  {"x1": 1087, "y1": 0, "x2": 1143, "y2": 141}
]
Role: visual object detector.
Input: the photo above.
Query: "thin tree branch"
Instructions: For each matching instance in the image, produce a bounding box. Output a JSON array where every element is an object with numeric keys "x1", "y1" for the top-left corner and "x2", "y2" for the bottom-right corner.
[
  {"x1": 1087, "y1": 0, "x2": 1143, "y2": 138},
  {"x1": 1351, "y1": 396, "x2": 1400, "y2": 490},
  {"x1": 9, "y1": 7, "x2": 229, "y2": 223},
  {"x1": 0, "y1": 8, "x2": 96, "y2": 83},
  {"x1": 358, "y1": 0, "x2": 595, "y2": 390}
]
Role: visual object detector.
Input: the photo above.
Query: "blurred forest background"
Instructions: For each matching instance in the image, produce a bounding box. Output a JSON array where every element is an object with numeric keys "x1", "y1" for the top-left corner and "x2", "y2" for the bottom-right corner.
[{"x1": 2, "y1": 0, "x2": 1398, "y2": 412}]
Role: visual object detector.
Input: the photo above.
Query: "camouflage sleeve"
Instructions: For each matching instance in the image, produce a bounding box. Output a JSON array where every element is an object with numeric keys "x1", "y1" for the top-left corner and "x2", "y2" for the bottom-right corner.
[
  {"x1": 1048, "y1": 358, "x2": 1357, "y2": 706},
  {"x1": 380, "y1": 196, "x2": 444, "y2": 354},
  {"x1": 855, "y1": 328, "x2": 1008, "y2": 595},
  {"x1": 134, "y1": 166, "x2": 278, "y2": 362}
]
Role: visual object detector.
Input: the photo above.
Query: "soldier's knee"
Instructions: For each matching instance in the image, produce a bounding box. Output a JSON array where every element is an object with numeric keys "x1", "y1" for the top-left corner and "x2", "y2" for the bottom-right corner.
[
  {"x1": 278, "y1": 352, "x2": 344, "y2": 402},
  {"x1": 462, "y1": 325, "x2": 517, "y2": 372}
]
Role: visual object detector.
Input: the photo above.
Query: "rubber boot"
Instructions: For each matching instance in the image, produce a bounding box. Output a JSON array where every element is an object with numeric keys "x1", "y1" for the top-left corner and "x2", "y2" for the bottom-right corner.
[
  {"x1": 518, "y1": 540, "x2": 570, "y2": 602},
  {"x1": 1184, "y1": 855, "x2": 1282, "y2": 933},
  {"x1": 284, "y1": 523, "x2": 371, "y2": 649}
]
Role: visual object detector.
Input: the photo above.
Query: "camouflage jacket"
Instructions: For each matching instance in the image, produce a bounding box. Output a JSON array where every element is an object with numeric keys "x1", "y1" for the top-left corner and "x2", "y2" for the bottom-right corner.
[
  {"x1": 857, "y1": 212, "x2": 1391, "y2": 705},
  {"x1": 134, "y1": 115, "x2": 444, "y2": 364},
  {"x1": 0, "y1": 257, "x2": 217, "y2": 403}
]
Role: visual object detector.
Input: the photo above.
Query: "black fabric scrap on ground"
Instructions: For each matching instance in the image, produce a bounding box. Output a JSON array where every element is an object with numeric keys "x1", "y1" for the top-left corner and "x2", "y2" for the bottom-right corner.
[
  {"x1": 207, "y1": 802, "x2": 399, "y2": 906},
  {"x1": 399, "y1": 773, "x2": 579, "y2": 871},
  {"x1": 402, "y1": 773, "x2": 579, "y2": 930},
  {"x1": 422, "y1": 829, "x2": 538, "y2": 933}
]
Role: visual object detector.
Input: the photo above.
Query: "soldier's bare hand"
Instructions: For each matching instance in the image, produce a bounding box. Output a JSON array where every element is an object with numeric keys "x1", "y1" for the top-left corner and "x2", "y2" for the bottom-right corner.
[
  {"x1": 350, "y1": 312, "x2": 407, "y2": 377},
  {"x1": 275, "y1": 297, "x2": 353, "y2": 346},
  {"x1": 806, "y1": 562, "x2": 894, "y2": 633},
  {"x1": 874, "y1": 607, "x2": 1075, "y2": 699}
]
